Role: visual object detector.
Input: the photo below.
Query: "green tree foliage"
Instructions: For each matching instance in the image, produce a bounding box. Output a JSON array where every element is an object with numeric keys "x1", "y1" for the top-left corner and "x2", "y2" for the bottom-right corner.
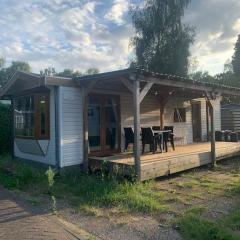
[
  {"x1": 0, "y1": 60, "x2": 31, "y2": 86},
  {"x1": 189, "y1": 70, "x2": 215, "y2": 82},
  {"x1": 85, "y1": 68, "x2": 99, "y2": 75},
  {"x1": 232, "y1": 35, "x2": 240, "y2": 76},
  {"x1": 131, "y1": 0, "x2": 195, "y2": 76},
  {"x1": 40, "y1": 67, "x2": 56, "y2": 76},
  {"x1": 40, "y1": 67, "x2": 99, "y2": 78},
  {"x1": 57, "y1": 68, "x2": 83, "y2": 78},
  {"x1": 0, "y1": 103, "x2": 12, "y2": 154},
  {"x1": 224, "y1": 59, "x2": 233, "y2": 73},
  {"x1": 0, "y1": 57, "x2": 5, "y2": 69},
  {"x1": 7, "y1": 61, "x2": 31, "y2": 75}
]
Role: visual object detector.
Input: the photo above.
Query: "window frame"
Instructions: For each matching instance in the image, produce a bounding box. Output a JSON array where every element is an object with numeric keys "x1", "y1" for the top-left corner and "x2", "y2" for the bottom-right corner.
[
  {"x1": 14, "y1": 93, "x2": 50, "y2": 140},
  {"x1": 174, "y1": 108, "x2": 187, "y2": 123}
]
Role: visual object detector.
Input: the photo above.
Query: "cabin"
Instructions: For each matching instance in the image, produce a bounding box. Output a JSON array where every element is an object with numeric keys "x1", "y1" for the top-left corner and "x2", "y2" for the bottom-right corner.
[{"x1": 1, "y1": 69, "x2": 240, "y2": 181}]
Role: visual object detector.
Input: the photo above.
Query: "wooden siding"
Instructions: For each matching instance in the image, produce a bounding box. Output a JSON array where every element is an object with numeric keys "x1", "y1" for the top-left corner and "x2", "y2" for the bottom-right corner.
[
  {"x1": 59, "y1": 86, "x2": 83, "y2": 167},
  {"x1": 14, "y1": 86, "x2": 56, "y2": 165},
  {"x1": 221, "y1": 107, "x2": 240, "y2": 132},
  {"x1": 120, "y1": 93, "x2": 222, "y2": 148}
]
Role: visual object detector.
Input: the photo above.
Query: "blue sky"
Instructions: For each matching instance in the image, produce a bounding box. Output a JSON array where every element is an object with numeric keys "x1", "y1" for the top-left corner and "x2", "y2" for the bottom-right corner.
[{"x1": 0, "y1": 0, "x2": 239, "y2": 75}]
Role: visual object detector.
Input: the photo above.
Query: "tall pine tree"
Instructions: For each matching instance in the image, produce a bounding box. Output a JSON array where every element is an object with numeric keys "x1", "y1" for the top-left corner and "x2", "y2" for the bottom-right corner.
[
  {"x1": 131, "y1": 0, "x2": 195, "y2": 76},
  {"x1": 232, "y1": 35, "x2": 240, "y2": 76}
]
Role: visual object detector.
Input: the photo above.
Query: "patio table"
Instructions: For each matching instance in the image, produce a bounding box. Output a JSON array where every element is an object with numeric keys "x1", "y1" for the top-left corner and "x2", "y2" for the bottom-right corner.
[{"x1": 152, "y1": 130, "x2": 172, "y2": 152}]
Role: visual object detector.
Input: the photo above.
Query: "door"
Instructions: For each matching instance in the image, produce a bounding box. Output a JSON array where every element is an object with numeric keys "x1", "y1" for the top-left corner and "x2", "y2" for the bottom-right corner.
[
  {"x1": 192, "y1": 101, "x2": 202, "y2": 142},
  {"x1": 88, "y1": 94, "x2": 120, "y2": 155}
]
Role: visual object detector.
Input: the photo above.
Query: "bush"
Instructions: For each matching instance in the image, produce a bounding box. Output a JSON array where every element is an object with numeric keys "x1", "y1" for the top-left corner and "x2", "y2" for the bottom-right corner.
[
  {"x1": 0, "y1": 155, "x2": 46, "y2": 190},
  {"x1": 0, "y1": 102, "x2": 12, "y2": 154}
]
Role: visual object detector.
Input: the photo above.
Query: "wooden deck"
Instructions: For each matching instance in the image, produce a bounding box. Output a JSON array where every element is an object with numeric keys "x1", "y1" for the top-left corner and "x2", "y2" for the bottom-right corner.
[{"x1": 89, "y1": 142, "x2": 240, "y2": 181}]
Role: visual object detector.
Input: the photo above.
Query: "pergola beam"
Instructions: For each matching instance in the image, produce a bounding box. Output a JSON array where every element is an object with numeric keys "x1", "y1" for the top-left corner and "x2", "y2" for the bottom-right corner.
[
  {"x1": 138, "y1": 76, "x2": 240, "y2": 97},
  {"x1": 120, "y1": 78, "x2": 134, "y2": 93},
  {"x1": 139, "y1": 82, "x2": 154, "y2": 103}
]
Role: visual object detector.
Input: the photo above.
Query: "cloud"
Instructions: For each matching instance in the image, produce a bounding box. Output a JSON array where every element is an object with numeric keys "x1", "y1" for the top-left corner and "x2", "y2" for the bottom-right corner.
[
  {"x1": 185, "y1": 0, "x2": 240, "y2": 74},
  {"x1": 0, "y1": 0, "x2": 239, "y2": 75},
  {"x1": 105, "y1": 0, "x2": 129, "y2": 25},
  {"x1": 0, "y1": 0, "x2": 133, "y2": 73}
]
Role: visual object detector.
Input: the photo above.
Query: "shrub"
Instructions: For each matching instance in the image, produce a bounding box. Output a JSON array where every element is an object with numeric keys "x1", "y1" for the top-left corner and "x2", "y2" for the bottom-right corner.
[{"x1": 0, "y1": 102, "x2": 12, "y2": 154}]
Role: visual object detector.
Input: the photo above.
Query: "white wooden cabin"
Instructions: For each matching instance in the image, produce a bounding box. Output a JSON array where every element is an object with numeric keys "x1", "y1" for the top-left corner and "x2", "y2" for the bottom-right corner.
[{"x1": 0, "y1": 69, "x2": 239, "y2": 180}]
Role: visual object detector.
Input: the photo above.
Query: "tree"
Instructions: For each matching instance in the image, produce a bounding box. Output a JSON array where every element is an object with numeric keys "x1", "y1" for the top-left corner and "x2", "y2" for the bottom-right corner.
[
  {"x1": 40, "y1": 67, "x2": 99, "y2": 78},
  {"x1": 0, "y1": 57, "x2": 5, "y2": 69},
  {"x1": 131, "y1": 0, "x2": 195, "y2": 76},
  {"x1": 57, "y1": 69, "x2": 83, "y2": 78},
  {"x1": 6, "y1": 61, "x2": 31, "y2": 75},
  {"x1": 232, "y1": 34, "x2": 240, "y2": 75},
  {"x1": 85, "y1": 68, "x2": 99, "y2": 75},
  {"x1": 40, "y1": 67, "x2": 56, "y2": 76},
  {"x1": 0, "y1": 60, "x2": 31, "y2": 87},
  {"x1": 224, "y1": 59, "x2": 233, "y2": 73},
  {"x1": 189, "y1": 70, "x2": 214, "y2": 82}
]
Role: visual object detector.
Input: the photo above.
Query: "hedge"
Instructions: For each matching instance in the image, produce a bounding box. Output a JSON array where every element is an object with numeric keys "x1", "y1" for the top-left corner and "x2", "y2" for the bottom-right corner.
[{"x1": 0, "y1": 102, "x2": 12, "y2": 154}]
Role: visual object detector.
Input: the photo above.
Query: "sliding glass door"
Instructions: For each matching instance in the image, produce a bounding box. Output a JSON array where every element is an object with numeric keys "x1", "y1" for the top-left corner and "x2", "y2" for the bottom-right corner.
[{"x1": 88, "y1": 94, "x2": 120, "y2": 155}]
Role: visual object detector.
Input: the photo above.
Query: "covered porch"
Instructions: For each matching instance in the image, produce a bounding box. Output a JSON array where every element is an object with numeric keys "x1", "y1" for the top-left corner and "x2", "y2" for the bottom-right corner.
[{"x1": 75, "y1": 68, "x2": 240, "y2": 181}]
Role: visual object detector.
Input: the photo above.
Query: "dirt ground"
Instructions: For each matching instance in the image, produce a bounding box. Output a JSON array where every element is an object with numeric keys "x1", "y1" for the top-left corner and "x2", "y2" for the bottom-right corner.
[
  {"x1": 1, "y1": 157, "x2": 240, "y2": 240},
  {"x1": 58, "y1": 158, "x2": 240, "y2": 240}
]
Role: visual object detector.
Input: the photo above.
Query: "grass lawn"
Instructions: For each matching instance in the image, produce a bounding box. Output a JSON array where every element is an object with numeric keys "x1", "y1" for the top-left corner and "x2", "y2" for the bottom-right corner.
[{"x1": 1, "y1": 154, "x2": 240, "y2": 239}]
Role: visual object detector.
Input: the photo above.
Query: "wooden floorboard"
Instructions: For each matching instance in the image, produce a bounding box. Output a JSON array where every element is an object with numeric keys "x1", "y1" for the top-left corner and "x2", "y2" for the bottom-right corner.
[{"x1": 88, "y1": 142, "x2": 240, "y2": 181}]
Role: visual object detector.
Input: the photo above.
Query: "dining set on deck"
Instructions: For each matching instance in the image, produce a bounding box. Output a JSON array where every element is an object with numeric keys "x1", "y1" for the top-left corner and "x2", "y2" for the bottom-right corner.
[{"x1": 124, "y1": 126, "x2": 175, "y2": 154}]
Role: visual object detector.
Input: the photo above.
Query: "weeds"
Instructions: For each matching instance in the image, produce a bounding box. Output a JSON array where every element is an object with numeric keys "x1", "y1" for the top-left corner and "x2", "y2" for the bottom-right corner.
[{"x1": 178, "y1": 207, "x2": 240, "y2": 240}]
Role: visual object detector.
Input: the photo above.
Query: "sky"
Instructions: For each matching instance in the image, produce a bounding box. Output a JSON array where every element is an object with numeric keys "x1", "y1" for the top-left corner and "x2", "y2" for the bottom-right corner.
[{"x1": 0, "y1": 0, "x2": 239, "y2": 75}]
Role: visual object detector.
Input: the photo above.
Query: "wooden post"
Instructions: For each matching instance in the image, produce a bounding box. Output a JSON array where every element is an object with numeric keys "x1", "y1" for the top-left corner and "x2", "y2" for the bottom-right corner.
[
  {"x1": 160, "y1": 104, "x2": 164, "y2": 130},
  {"x1": 82, "y1": 87, "x2": 89, "y2": 172},
  {"x1": 159, "y1": 96, "x2": 168, "y2": 130},
  {"x1": 206, "y1": 102, "x2": 210, "y2": 141},
  {"x1": 132, "y1": 75, "x2": 141, "y2": 180},
  {"x1": 208, "y1": 100, "x2": 216, "y2": 166}
]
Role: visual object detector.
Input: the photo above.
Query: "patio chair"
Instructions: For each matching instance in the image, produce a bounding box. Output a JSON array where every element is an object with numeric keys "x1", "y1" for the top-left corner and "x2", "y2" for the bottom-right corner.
[
  {"x1": 230, "y1": 132, "x2": 238, "y2": 142},
  {"x1": 152, "y1": 126, "x2": 161, "y2": 131},
  {"x1": 163, "y1": 126, "x2": 175, "y2": 151},
  {"x1": 223, "y1": 130, "x2": 231, "y2": 142},
  {"x1": 124, "y1": 127, "x2": 134, "y2": 151},
  {"x1": 215, "y1": 131, "x2": 223, "y2": 141},
  {"x1": 141, "y1": 127, "x2": 161, "y2": 154}
]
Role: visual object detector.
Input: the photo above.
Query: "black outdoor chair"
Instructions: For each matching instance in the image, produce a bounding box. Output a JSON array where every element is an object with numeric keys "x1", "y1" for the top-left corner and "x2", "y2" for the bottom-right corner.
[
  {"x1": 224, "y1": 130, "x2": 231, "y2": 142},
  {"x1": 215, "y1": 131, "x2": 223, "y2": 141},
  {"x1": 152, "y1": 126, "x2": 161, "y2": 131},
  {"x1": 163, "y1": 126, "x2": 175, "y2": 151},
  {"x1": 230, "y1": 132, "x2": 238, "y2": 142},
  {"x1": 141, "y1": 127, "x2": 161, "y2": 154},
  {"x1": 124, "y1": 127, "x2": 134, "y2": 151}
]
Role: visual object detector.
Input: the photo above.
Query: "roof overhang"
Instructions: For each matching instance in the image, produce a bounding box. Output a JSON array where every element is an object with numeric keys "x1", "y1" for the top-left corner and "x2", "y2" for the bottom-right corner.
[
  {"x1": 0, "y1": 71, "x2": 76, "y2": 99},
  {"x1": 75, "y1": 68, "x2": 240, "y2": 98}
]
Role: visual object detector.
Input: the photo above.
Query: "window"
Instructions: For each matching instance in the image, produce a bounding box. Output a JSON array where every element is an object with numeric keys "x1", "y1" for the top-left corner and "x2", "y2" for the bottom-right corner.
[
  {"x1": 14, "y1": 96, "x2": 35, "y2": 137},
  {"x1": 14, "y1": 93, "x2": 50, "y2": 139},
  {"x1": 174, "y1": 108, "x2": 186, "y2": 122}
]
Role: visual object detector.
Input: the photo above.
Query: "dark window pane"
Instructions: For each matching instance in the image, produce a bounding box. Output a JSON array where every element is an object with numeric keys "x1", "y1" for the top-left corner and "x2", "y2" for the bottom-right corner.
[
  {"x1": 14, "y1": 96, "x2": 35, "y2": 137},
  {"x1": 174, "y1": 108, "x2": 186, "y2": 122},
  {"x1": 40, "y1": 96, "x2": 46, "y2": 135}
]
